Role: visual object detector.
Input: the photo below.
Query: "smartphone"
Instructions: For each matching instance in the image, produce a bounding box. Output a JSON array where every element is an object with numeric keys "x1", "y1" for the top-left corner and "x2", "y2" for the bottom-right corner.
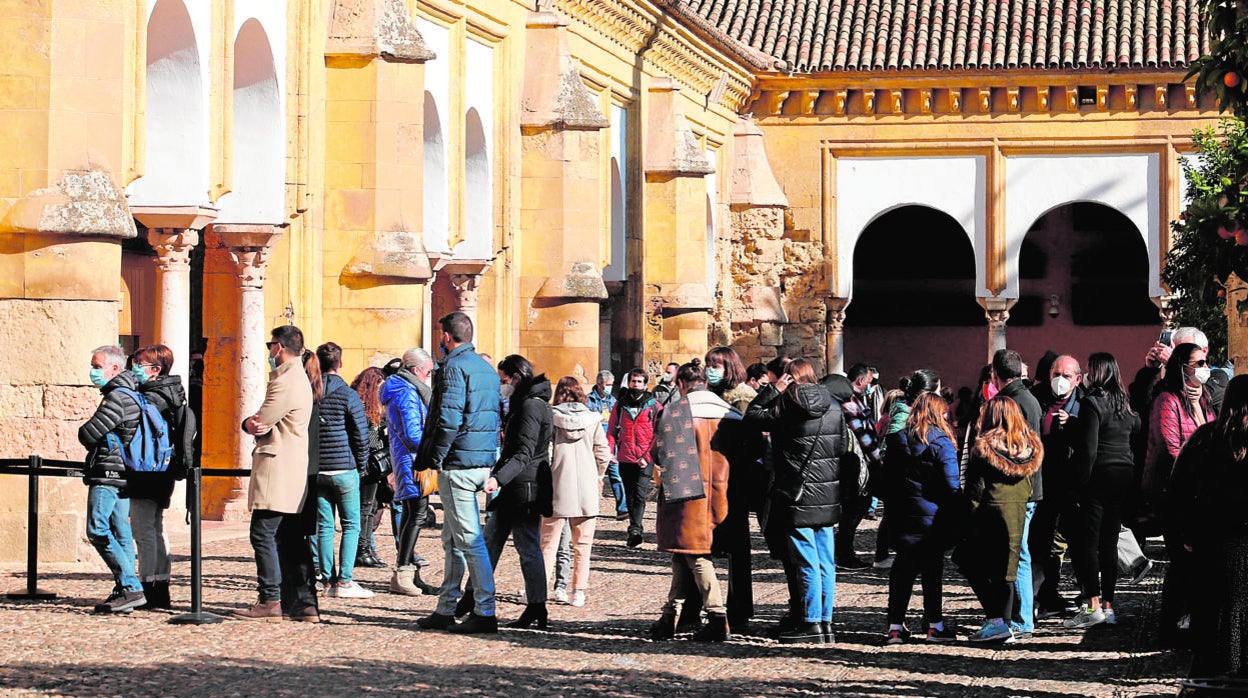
[{"x1": 1159, "y1": 329, "x2": 1173, "y2": 346}]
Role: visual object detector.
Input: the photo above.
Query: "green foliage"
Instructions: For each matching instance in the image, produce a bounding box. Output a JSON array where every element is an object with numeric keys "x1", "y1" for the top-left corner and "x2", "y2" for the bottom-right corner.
[
  {"x1": 1162, "y1": 120, "x2": 1248, "y2": 364},
  {"x1": 1188, "y1": 0, "x2": 1248, "y2": 117}
]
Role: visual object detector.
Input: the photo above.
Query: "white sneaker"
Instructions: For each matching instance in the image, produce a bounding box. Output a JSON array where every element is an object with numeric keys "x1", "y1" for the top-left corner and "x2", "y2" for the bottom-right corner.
[
  {"x1": 873, "y1": 556, "x2": 895, "y2": 570},
  {"x1": 1127, "y1": 559, "x2": 1153, "y2": 585},
  {"x1": 570, "y1": 590, "x2": 586, "y2": 607},
  {"x1": 333, "y1": 581, "x2": 374, "y2": 599},
  {"x1": 1063, "y1": 605, "x2": 1106, "y2": 629},
  {"x1": 553, "y1": 588, "x2": 569, "y2": 603},
  {"x1": 1178, "y1": 613, "x2": 1191, "y2": 631},
  {"x1": 1103, "y1": 608, "x2": 1117, "y2": 625}
]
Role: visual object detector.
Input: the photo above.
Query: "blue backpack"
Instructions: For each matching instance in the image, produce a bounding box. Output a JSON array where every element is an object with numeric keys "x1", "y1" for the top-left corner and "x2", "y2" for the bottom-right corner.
[{"x1": 106, "y1": 387, "x2": 173, "y2": 473}]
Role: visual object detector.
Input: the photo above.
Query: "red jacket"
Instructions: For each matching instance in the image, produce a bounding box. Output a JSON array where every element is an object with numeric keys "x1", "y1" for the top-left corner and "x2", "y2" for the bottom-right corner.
[{"x1": 607, "y1": 394, "x2": 660, "y2": 464}]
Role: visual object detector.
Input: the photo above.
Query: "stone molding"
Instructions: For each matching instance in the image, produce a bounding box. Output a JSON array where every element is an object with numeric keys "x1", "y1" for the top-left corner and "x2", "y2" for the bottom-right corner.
[
  {"x1": 535, "y1": 261, "x2": 609, "y2": 300},
  {"x1": 730, "y1": 118, "x2": 788, "y2": 208},
  {"x1": 342, "y1": 231, "x2": 433, "y2": 281},
  {"x1": 655, "y1": 282, "x2": 713, "y2": 312},
  {"x1": 326, "y1": 0, "x2": 435, "y2": 63},
  {"x1": 646, "y1": 77, "x2": 714, "y2": 176},
  {"x1": 552, "y1": 0, "x2": 754, "y2": 111},
  {"x1": 521, "y1": 12, "x2": 610, "y2": 131},
  {"x1": 131, "y1": 205, "x2": 219, "y2": 232},
  {"x1": 4, "y1": 167, "x2": 137, "y2": 238}
]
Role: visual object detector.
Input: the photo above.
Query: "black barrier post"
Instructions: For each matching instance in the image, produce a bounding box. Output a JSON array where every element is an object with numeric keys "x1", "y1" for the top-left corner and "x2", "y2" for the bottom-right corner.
[
  {"x1": 7, "y1": 455, "x2": 56, "y2": 600},
  {"x1": 168, "y1": 466, "x2": 222, "y2": 625}
]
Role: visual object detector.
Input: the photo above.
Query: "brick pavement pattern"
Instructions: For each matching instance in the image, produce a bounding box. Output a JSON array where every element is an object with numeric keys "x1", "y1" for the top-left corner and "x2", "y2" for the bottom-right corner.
[{"x1": 0, "y1": 499, "x2": 1188, "y2": 697}]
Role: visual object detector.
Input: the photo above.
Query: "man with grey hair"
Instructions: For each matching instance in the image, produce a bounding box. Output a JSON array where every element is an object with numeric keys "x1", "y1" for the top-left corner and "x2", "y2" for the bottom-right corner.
[
  {"x1": 78, "y1": 344, "x2": 146, "y2": 613},
  {"x1": 1137, "y1": 325, "x2": 1226, "y2": 413},
  {"x1": 586, "y1": 369, "x2": 627, "y2": 519}
]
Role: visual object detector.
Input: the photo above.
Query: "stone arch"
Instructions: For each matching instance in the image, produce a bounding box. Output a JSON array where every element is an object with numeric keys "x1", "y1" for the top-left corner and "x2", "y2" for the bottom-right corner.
[
  {"x1": 843, "y1": 202, "x2": 977, "y2": 299},
  {"x1": 605, "y1": 154, "x2": 625, "y2": 280},
  {"x1": 216, "y1": 18, "x2": 282, "y2": 223},
  {"x1": 462, "y1": 107, "x2": 491, "y2": 257},
  {"x1": 423, "y1": 91, "x2": 448, "y2": 253},
  {"x1": 128, "y1": 0, "x2": 208, "y2": 206}
]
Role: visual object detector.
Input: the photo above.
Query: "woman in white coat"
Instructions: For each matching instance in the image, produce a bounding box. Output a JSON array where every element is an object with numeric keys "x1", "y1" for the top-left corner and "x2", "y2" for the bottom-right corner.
[{"x1": 539, "y1": 376, "x2": 612, "y2": 607}]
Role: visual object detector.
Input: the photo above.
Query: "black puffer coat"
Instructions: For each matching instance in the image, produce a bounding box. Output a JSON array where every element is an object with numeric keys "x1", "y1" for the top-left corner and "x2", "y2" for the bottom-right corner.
[
  {"x1": 489, "y1": 375, "x2": 554, "y2": 518},
  {"x1": 78, "y1": 370, "x2": 142, "y2": 489},
  {"x1": 317, "y1": 374, "x2": 369, "y2": 474},
  {"x1": 130, "y1": 375, "x2": 198, "y2": 507},
  {"x1": 745, "y1": 382, "x2": 845, "y2": 528}
]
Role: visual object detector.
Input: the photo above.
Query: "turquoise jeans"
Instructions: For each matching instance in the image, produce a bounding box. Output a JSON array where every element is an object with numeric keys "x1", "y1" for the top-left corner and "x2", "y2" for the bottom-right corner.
[{"x1": 316, "y1": 470, "x2": 361, "y2": 584}]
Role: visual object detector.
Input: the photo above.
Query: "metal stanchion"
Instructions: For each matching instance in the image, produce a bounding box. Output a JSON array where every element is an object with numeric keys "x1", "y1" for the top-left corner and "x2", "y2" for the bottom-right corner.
[
  {"x1": 168, "y1": 466, "x2": 221, "y2": 624},
  {"x1": 7, "y1": 455, "x2": 56, "y2": 600}
]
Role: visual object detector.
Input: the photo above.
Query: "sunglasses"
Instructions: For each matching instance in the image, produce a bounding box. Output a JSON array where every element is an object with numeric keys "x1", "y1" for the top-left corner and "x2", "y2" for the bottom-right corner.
[
  {"x1": 1189, "y1": 359, "x2": 1209, "y2": 367},
  {"x1": 266, "y1": 341, "x2": 280, "y2": 349}
]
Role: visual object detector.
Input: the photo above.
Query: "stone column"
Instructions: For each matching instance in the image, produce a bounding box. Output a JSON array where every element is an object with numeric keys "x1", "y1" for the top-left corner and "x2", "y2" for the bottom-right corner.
[
  {"x1": 825, "y1": 297, "x2": 851, "y2": 374},
  {"x1": 205, "y1": 224, "x2": 282, "y2": 519},
  {"x1": 979, "y1": 297, "x2": 1018, "y2": 362},
  {"x1": 450, "y1": 272, "x2": 482, "y2": 331}
]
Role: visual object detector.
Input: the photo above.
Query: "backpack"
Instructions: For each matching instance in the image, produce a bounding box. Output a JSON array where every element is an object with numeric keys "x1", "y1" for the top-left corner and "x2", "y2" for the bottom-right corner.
[{"x1": 106, "y1": 387, "x2": 174, "y2": 472}]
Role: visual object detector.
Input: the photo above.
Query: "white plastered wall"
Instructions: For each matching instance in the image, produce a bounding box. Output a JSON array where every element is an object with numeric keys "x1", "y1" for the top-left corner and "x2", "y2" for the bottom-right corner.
[
  {"x1": 836, "y1": 156, "x2": 985, "y2": 298},
  {"x1": 215, "y1": 5, "x2": 287, "y2": 223},
  {"x1": 128, "y1": 0, "x2": 212, "y2": 206},
  {"x1": 458, "y1": 38, "x2": 494, "y2": 260},
  {"x1": 417, "y1": 18, "x2": 450, "y2": 254},
  {"x1": 603, "y1": 105, "x2": 628, "y2": 283},
  {"x1": 1004, "y1": 154, "x2": 1162, "y2": 298}
]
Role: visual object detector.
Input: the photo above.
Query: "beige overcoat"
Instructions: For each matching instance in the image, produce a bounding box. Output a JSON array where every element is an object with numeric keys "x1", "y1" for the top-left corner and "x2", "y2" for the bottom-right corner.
[
  {"x1": 549, "y1": 402, "x2": 612, "y2": 518},
  {"x1": 246, "y1": 358, "x2": 313, "y2": 513}
]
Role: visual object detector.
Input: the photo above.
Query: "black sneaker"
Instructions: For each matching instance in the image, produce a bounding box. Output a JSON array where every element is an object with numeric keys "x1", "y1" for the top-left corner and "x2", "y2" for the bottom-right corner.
[
  {"x1": 627, "y1": 532, "x2": 643, "y2": 548},
  {"x1": 447, "y1": 612, "x2": 498, "y2": 635},
  {"x1": 94, "y1": 589, "x2": 146, "y2": 614},
  {"x1": 778, "y1": 621, "x2": 826, "y2": 644},
  {"x1": 416, "y1": 612, "x2": 456, "y2": 630},
  {"x1": 925, "y1": 625, "x2": 957, "y2": 643},
  {"x1": 836, "y1": 555, "x2": 871, "y2": 570}
]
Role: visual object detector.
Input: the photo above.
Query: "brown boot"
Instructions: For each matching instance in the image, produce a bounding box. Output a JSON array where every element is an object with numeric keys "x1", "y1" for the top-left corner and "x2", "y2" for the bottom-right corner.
[
  {"x1": 691, "y1": 612, "x2": 731, "y2": 642},
  {"x1": 285, "y1": 604, "x2": 320, "y2": 623},
  {"x1": 231, "y1": 599, "x2": 282, "y2": 622}
]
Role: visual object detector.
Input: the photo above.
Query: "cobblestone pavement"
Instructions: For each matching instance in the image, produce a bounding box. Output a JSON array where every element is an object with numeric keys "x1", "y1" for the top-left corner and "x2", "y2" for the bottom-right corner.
[{"x1": 0, "y1": 499, "x2": 1188, "y2": 697}]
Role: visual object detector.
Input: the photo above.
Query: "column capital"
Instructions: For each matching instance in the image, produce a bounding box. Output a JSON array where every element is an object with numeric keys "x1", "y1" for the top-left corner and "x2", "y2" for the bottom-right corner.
[
  {"x1": 146, "y1": 229, "x2": 199, "y2": 272},
  {"x1": 131, "y1": 205, "x2": 218, "y2": 231},
  {"x1": 449, "y1": 272, "x2": 482, "y2": 311},
  {"x1": 978, "y1": 296, "x2": 1017, "y2": 329},
  {"x1": 208, "y1": 224, "x2": 285, "y2": 291},
  {"x1": 826, "y1": 297, "x2": 851, "y2": 333},
  {"x1": 1151, "y1": 293, "x2": 1180, "y2": 328}
]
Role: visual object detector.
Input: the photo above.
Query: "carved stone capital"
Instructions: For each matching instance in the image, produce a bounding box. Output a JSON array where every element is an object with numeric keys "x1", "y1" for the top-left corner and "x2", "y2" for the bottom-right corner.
[
  {"x1": 450, "y1": 273, "x2": 482, "y2": 311},
  {"x1": 978, "y1": 297, "x2": 1018, "y2": 330},
  {"x1": 826, "y1": 297, "x2": 851, "y2": 334},
  {"x1": 228, "y1": 246, "x2": 273, "y2": 291},
  {"x1": 146, "y1": 229, "x2": 200, "y2": 272},
  {"x1": 208, "y1": 223, "x2": 284, "y2": 291}
]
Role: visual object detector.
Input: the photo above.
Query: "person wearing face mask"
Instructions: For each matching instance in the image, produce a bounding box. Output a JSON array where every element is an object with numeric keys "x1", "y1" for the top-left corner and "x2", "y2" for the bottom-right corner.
[
  {"x1": 1064, "y1": 353, "x2": 1140, "y2": 629},
  {"x1": 233, "y1": 325, "x2": 315, "y2": 622},
  {"x1": 608, "y1": 369, "x2": 662, "y2": 549},
  {"x1": 77, "y1": 344, "x2": 147, "y2": 614},
  {"x1": 128, "y1": 344, "x2": 197, "y2": 610},
  {"x1": 653, "y1": 362, "x2": 681, "y2": 407},
  {"x1": 1030, "y1": 355, "x2": 1083, "y2": 619},
  {"x1": 706, "y1": 347, "x2": 756, "y2": 413},
  {"x1": 1148, "y1": 343, "x2": 1216, "y2": 644}
]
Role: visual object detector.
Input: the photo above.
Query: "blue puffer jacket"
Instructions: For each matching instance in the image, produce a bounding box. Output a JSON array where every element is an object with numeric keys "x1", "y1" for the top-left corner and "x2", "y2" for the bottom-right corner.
[
  {"x1": 882, "y1": 425, "x2": 962, "y2": 549},
  {"x1": 380, "y1": 371, "x2": 428, "y2": 501},
  {"x1": 317, "y1": 374, "x2": 370, "y2": 474},
  {"x1": 417, "y1": 343, "x2": 501, "y2": 470}
]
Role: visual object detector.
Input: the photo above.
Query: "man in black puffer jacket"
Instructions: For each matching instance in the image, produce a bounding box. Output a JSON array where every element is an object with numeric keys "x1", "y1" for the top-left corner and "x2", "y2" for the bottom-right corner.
[
  {"x1": 314, "y1": 342, "x2": 372, "y2": 598},
  {"x1": 78, "y1": 344, "x2": 146, "y2": 614},
  {"x1": 745, "y1": 358, "x2": 845, "y2": 644}
]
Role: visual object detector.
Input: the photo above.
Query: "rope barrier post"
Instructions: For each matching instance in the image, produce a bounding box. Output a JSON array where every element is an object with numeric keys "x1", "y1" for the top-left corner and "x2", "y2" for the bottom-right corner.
[
  {"x1": 169, "y1": 465, "x2": 222, "y2": 624},
  {"x1": 7, "y1": 455, "x2": 55, "y2": 600}
]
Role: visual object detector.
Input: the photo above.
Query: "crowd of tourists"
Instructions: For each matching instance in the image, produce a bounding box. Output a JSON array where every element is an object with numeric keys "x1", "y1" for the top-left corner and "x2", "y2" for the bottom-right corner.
[{"x1": 76, "y1": 315, "x2": 1248, "y2": 679}]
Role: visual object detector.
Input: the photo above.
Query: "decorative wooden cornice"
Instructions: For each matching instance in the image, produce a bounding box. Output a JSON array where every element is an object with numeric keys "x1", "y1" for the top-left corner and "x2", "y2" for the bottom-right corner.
[
  {"x1": 748, "y1": 72, "x2": 1208, "y2": 117},
  {"x1": 553, "y1": 0, "x2": 754, "y2": 112}
]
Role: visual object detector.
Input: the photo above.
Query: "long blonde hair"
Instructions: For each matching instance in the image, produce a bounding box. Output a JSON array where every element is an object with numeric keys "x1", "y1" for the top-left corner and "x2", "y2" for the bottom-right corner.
[{"x1": 908, "y1": 392, "x2": 955, "y2": 446}]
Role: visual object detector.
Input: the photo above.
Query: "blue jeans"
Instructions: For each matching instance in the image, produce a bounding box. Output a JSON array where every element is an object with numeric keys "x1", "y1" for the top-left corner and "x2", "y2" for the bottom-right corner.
[
  {"x1": 86, "y1": 485, "x2": 141, "y2": 593},
  {"x1": 605, "y1": 462, "x2": 627, "y2": 515},
  {"x1": 316, "y1": 470, "x2": 361, "y2": 584},
  {"x1": 436, "y1": 468, "x2": 495, "y2": 617},
  {"x1": 1012, "y1": 502, "x2": 1037, "y2": 633},
  {"x1": 787, "y1": 526, "x2": 836, "y2": 623}
]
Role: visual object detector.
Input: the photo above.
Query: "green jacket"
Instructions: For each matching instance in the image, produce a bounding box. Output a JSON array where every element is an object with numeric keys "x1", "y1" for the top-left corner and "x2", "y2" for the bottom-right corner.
[{"x1": 963, "y1": 432, "x2": 1042, "y2": 582}]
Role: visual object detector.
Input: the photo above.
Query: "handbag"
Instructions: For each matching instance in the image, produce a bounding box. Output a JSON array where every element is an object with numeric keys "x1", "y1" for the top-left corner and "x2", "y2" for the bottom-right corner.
[{"x1": 364, "y1": 423, "x2": 392, "y2": 479}]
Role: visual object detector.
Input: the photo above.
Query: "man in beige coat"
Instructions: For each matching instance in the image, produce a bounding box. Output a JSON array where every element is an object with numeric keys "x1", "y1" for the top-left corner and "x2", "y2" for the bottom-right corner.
[{"x1": 233, "y1": 325, "x2": 314, "y2": 622}]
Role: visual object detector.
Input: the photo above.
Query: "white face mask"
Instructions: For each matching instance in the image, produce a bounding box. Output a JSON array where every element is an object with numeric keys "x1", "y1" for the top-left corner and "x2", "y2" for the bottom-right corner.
[
  {"x1": 1050, "y1": 375, "x2": 1073, "y2": 398},
  {"x1": 500, "y1": 383, "x2": 515, "y2": 399},
  {"x1": 1193, "y1": 366, "x2": 1212, "y2": 385}
]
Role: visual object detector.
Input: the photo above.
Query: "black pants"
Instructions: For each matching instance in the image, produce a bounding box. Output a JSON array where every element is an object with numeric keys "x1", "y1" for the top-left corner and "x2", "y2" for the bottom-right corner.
[
  {"x1": 964, "y1": 561, "x2": 1017, "y2": 620},
  {"x1": 875, "y1": 510, "x2": 894, "y2": 562},
  {"x1": 1069, "y1": 466, "x2": 1132, "y2": 603},
  {"x1": 396, "y1": 496, "x2": 428, "y2": 567},
  {"x1": 249, "y1": 508, "x2": 318, "y2": 611},
  {"x1": 836, "y1": 494, "x2": 871, "y2": 559},
  {"x1": 713, "y1": 500, "x2": 754, "y2": 626},
  {"x1": 359, "y1": 480, "x2": 379, "y2": 554},
  {"x1": 618, "y1": 462, "x2": 652, "y2": 536},
  {"x1": 887, "y1": 541, "x2": 945, "y2": 625},
  {"x1": 1161, "y1": 509, "x2": 1197, "y2": 635},
  {"x1": 1029, "y1": 495, "x2": 1072, "y2": 607}
]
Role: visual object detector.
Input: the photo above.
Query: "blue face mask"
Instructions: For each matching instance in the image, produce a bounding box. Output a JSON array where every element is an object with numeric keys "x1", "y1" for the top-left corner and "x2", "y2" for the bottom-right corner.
[
  {"x1": 131, "y1": 365, "x2": 151, "y2": 384},
  {"x1": 706, "y1": 366, "x2": 725, "y2": 386},
  {"x1": 89, "y1": 368, "x2": 109, "y2": 388},
  {"x1": 268, "y1": 356, "x2": 278, "y2": 371},
  {"x1": 439, "y1": 341, "x2": 449, "y2": 357}
]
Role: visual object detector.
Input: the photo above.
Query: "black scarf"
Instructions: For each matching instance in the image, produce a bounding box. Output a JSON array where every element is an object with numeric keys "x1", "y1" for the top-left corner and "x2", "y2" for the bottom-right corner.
[{"x1": 617, "y1": 388, "x2": 653, "y2": 410}]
